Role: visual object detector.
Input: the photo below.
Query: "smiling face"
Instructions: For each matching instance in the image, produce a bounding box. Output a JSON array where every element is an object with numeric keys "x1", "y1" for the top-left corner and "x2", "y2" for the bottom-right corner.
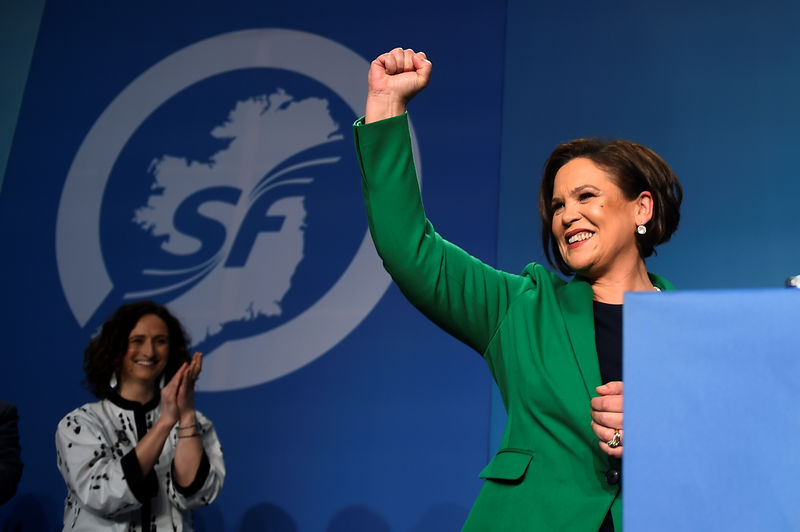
[
  {"x1": 550, "y1": 158, "x2": 648, "y2": 278},
  {"x1": 119, "y1": 313, "x2": 170, "y2": 391}
]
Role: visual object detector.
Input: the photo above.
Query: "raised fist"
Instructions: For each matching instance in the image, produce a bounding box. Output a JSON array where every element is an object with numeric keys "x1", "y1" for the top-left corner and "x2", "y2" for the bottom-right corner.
[{"x1": 365, "y1": 47, "x2": 432, "y2": 123}]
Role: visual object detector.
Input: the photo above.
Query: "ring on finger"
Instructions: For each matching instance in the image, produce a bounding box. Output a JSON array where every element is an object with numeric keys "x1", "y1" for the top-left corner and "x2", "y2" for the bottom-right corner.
[{"x1": 607, "y1": 429, "x2": 622, "y2": 448}]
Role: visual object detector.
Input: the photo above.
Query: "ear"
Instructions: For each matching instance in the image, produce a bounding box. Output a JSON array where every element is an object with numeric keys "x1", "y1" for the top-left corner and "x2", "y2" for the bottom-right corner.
[{"x1": 634, "y1": 191, "x2": 654, "y2": 226}]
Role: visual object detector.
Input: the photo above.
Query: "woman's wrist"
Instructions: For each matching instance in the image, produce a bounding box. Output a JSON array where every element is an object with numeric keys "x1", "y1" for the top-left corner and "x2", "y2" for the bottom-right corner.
[
  {"x1": 151, "y1": 416, "x2": 176, "y2": 437},
  {"x1": 365, "y1": 94, "x2": 407, "y2": 124},
  {"x1": 178, "y1": 412, "x2": 197, "y2": 428}
]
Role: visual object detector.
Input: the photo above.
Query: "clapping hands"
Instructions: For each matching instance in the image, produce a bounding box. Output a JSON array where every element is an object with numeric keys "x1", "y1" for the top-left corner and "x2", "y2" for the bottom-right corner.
[{"x1": 160, "y1": 352, "x2": 203, "y2": 426}]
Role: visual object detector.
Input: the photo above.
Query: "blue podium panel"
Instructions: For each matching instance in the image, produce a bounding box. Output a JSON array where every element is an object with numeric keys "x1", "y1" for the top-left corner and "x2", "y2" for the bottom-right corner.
[{"x1": 624, "y1": 289, "x2": 800, "y2": 531}]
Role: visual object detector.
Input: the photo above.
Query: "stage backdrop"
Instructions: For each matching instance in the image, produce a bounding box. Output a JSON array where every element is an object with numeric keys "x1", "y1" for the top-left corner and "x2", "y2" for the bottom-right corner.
[
  {"x1": 0, "y1": 2, "x2": 504, "y2": 530},
  {"x1": 2, "y1": 1, "x2": 800, "y2": 531}
]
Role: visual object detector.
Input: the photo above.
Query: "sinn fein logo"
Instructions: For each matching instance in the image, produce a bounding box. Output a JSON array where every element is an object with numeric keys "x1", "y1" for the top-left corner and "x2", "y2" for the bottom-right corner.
[{"x1": 55, "y1": 29, "x2": 421, "y2": 391}]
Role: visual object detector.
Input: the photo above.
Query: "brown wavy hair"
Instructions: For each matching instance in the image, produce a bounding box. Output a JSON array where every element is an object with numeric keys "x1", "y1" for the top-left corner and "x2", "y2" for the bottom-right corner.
[
  {"x1": 83, "y1": 301, "x2": 191, "y2": 399},
  {"x1": 538, "y1": 138, "x2": 683, "y2": 275}
]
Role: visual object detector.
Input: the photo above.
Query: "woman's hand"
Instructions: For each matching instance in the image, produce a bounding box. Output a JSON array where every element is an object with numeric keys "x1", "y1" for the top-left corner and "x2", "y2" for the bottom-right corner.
[
  {"x1": 157, "y1": 352, "x2": 201, "y2": 426},
  {"x1": 158, "y1": 363, "x2": 187, "y2": 427},
  {"x1": 176, "y1": 352, "x2": 202, "y2": 426},
  {"x1": 134, "y1": 354, "x2": 204, "y2": 480},
  {"x1": 365, "y1": 47, "x2": 432, "y2": 123},
  {"x1": 173, "y1": 353, "x2": 204, "y2": 488},
  {"x1": 591, "y1": 381, "x2": 624, "y2": 458},
  {"x1": 135, "y1": 363, "x2": 190, "y2": 475}
]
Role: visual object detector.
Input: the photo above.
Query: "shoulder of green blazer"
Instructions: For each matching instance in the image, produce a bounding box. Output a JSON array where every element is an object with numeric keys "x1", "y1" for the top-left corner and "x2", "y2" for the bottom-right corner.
[{"x1": 516, "y1": 263, "x2": 673, "y2": 398}]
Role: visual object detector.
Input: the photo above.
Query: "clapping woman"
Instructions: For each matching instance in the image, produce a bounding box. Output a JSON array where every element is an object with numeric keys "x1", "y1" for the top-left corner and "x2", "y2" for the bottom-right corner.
[
  {"x1": 56, "y1": 301, "x2": 224, "y2": 531},
  {"x1": 353, "y1": 48, "x2": 682, "y2": 531}
]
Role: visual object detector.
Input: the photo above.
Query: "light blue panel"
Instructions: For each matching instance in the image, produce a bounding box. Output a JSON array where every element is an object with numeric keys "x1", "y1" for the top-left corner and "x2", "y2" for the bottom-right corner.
[
  {"x1": 625, "y1": 289, "x2": 800, "y2": 530},
  {"x1": 0, "y1": 0, "x2": 45, "y2": 190}
]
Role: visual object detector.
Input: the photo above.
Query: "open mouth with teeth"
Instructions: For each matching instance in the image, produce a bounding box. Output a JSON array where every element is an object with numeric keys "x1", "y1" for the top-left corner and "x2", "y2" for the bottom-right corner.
[
  {"x1": 135, "y1": 360, "x2": 157, "y2": 366},
  {"x1": 567, "y1": 231, "x2": 594, "y2": 246}
]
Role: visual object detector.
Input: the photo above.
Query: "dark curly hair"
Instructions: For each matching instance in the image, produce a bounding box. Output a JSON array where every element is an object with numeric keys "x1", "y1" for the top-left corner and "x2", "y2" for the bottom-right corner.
[
  {"x1": 83, "y1": 301, "x2": 191, "y2": 399},
  {"x1": 538, "y1": 138, "x2": 683, "y2": 276}
]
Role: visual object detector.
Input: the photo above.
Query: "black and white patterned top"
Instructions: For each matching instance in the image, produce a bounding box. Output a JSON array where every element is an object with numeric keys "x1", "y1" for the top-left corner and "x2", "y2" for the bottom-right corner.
[{"x1": 55, "y1": 392, "x2": 225, "y2": 531}]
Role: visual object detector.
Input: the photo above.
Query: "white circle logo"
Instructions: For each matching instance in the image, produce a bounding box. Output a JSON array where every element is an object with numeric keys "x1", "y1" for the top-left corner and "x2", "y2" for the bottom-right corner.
[{"x1": 56, "y1": 29, "x2": 421, "y2": 391}]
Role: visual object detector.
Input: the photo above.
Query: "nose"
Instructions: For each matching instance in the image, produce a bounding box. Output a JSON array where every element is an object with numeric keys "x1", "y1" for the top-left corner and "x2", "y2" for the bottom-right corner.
[
  {"x1": 139, "y1": 340, "x2": 153, "y2": 357},
  {"x1": 561, "y1": 200, "x2": 581, "y2": 226}
]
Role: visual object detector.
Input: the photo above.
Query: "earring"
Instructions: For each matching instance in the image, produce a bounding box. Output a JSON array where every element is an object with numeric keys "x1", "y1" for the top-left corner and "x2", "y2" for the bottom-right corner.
[
  {"x1": 636, "y1": 225, "x2": 647, "y2": 235},
  {"x1": 159, "y1": 373, "x2": 166, "y2": 389},
  {"x1": 109, "y1": 373, "x2": 118, "y2": 389}
]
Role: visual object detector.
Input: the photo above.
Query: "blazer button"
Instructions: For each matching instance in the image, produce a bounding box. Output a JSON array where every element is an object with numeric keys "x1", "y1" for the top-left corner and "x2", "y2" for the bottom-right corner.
[{"x1": 605, "y1": 469, "x2": 621, "y2": 485}]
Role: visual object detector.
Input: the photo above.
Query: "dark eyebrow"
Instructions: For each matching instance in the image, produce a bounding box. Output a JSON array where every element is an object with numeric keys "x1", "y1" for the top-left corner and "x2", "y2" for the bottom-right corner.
[
  {"x1": 552, "y1": 184, "x2": 602, "y2": 204},
  {"x1": 571, "y1": 184, "x2": 602, "y2": 195}
]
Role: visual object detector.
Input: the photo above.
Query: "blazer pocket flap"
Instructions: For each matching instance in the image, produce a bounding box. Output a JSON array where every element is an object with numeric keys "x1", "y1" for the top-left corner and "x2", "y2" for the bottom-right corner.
[{"x1": 478, "y1": 449, "x2": 533, "y2": 481}]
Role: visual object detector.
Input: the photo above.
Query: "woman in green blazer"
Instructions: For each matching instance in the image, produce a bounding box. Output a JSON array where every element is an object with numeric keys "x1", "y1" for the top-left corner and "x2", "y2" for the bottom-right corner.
[{"x1": 354, "y1": 48, "x2": 682, "y2": 531}]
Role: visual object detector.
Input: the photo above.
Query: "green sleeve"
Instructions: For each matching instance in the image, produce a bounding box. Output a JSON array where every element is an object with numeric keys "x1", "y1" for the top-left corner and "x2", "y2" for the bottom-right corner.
[{"x1": 353, "y1": 113, "x2": 526, "y2": 354}]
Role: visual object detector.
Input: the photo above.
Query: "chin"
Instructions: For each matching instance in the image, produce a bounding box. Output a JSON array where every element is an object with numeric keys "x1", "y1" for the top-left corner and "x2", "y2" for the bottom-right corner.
[
  {"x1": 563, "y1": 256, "x2": 588, "y2": 271},
  {"x1": 564, "y1": 259, "x2": 596, "y2": 277},
  {"x1": 563, "y1": 250, "x2": 599, "y2": 273}
]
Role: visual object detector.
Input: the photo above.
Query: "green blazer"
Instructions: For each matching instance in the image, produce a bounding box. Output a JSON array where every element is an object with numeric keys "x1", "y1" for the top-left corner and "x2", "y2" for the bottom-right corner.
[{"x1": 353, "y1": 114, "x2": 672, "y2": 531}]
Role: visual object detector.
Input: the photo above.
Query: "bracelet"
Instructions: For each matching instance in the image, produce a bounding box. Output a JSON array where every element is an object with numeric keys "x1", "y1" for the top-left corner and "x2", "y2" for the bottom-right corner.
[
  {"x1": 177, "y1": 433, "x2": 200, "y2": 439},
  {"x1": 176, "y1": 423, "x2": 199, "y2": 431}
]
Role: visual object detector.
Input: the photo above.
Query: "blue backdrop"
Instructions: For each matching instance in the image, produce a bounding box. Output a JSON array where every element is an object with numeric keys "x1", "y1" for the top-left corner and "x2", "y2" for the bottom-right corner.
[
  {"x1": 0, "y1": 2, "x2": 504, "y2": 530},
  {"x1": 1, "y1": 1, "x2": 799, "y2": 530}
]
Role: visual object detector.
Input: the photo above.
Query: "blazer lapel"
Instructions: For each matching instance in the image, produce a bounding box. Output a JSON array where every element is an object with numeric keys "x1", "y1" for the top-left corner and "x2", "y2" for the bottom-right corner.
[{"x1": 557, "y1": 278, "x2": 601, "y2": 398}]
